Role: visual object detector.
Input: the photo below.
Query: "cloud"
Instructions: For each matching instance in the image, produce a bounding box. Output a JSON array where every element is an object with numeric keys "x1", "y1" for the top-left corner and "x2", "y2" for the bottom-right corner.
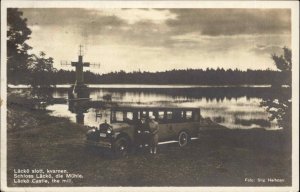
[
  {"x1": 18, "y1": 8, "x2": 292, "y2": 72},
  {"x1": 21, "y1": 8, "x2": 291, "y2": 49},
  {"x1": 250, "y1": 44, "x2": 284, "y2": 56},
  {"x1": 21, "y1": 8, "x2": 126, "y2": 36},
  {"x1": 167, "y1": 9, "x2": 291, "y2": 36},
  {"x1": 21, "y1": 8, "x2": 175, "y2": 33},
  {"x1": 98, "y1": 9, "x2": 177, "y2": 24}
]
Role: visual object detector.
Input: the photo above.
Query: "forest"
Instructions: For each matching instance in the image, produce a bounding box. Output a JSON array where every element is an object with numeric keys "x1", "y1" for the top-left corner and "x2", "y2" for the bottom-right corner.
[
  {"x1": 34, "y1": 68, "x2": 291, "y2": 85},
  {"x1": 9, "y1": 68, "x2": 291, "y2": 86}
]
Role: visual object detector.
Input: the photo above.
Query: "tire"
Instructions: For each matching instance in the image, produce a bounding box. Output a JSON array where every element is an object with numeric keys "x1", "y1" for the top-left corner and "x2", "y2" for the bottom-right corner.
[
  {"x1": 178, "y1": 131, "x2": 190, "y2": 147},
  {"x1": 113, "y1": 137, "x2": 130, "y2": 157}
]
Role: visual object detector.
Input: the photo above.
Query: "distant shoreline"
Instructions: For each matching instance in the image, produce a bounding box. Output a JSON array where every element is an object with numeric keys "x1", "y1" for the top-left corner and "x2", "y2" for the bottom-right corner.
[{"x1": 8, "y1": 84, "x2": 290, "y2": 89}]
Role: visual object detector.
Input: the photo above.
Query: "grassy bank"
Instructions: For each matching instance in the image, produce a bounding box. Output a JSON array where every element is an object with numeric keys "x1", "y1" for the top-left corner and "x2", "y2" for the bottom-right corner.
[{"x1": 6, "y1": 96, "x2": 292, "y2": 186}]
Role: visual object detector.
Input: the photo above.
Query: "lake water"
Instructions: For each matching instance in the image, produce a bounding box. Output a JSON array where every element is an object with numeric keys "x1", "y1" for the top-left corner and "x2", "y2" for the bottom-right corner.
[{"x1": 43, "y1": 85, "x2": 288, "y2": 130}]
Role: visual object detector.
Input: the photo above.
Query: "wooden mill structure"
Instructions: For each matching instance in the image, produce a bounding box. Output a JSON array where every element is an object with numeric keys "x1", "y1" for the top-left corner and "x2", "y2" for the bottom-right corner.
[
  {"x1": 61, "y1": 45, "x2": 100, "y2": 124},
  {"x1": 71, "y1": 45, "x2": 91, "y2": 86},
  {"x1": 61, "y1": 45, "x2": 100, "y2": 99}
]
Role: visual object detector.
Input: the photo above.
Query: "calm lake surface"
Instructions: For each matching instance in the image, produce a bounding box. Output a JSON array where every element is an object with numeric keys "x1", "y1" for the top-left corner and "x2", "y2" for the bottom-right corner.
[{"x1": 43, "y1": 84, "x2": 287, "y2": 130}]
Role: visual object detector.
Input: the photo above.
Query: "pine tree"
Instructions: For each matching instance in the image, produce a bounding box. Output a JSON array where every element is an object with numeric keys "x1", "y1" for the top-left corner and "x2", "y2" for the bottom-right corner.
[
  {"x1": 7, "y1": 8, "x2": 32, "y2": 84},
  {"x1": 261, "y1": 47, "x2": 292, "y2": 131}
]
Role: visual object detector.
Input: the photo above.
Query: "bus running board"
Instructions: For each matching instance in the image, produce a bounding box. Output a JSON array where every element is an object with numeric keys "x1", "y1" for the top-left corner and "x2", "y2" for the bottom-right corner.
[{"x1": 158, "y1": 137, "x2": 199, "y2": 145}]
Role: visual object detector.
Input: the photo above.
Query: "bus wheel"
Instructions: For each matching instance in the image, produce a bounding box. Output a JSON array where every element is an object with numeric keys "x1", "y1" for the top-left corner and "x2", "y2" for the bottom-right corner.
[
  {"x1": 178, "y1": 131, "x2": 190, "y2": 147},
  {"x1": 113, "y1": 137, "x2": 130, "y2": 157}
]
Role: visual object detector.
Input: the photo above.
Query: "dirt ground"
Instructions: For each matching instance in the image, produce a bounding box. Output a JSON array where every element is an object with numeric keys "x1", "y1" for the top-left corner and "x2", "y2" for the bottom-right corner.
[{"x1": 6, "y1": 104, "x2": 292, "y2": 187}]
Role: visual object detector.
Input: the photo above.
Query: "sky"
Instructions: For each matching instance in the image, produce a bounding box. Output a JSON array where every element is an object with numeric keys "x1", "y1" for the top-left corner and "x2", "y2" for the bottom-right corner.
[{"x1": 20, "y1": 8, "x2": 291, "y2": 73}]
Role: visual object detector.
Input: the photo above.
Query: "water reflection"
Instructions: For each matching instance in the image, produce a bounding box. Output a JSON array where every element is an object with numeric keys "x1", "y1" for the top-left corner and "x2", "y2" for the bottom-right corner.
[{"x1": 47, "y1": 86, "x2": 290, "y2": 130}]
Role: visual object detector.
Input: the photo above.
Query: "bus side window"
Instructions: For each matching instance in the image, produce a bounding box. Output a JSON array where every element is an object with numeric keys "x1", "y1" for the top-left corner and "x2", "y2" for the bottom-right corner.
[
  {"x1": 121, "y1": 111, "x2": 133, "y2": 124},
  {"x1": 167, "y1": 111, "x2": 172, "y2": 120},
  {"x1": 158, "y1": 111, "x2": 164, "y2": 122},
  {"x1": 126, "y1": 112, "x2": 133, "y2": 120},
  {"x1": 116, "y1": 111, "x2": 124, "y2": 122},
  {"x1": 142, "y1": 111, "x2": 147, "y2": 118},
  {"x1": 181, "y1": 111, "x2": 186, "y2": 122},
  {"x1": 186, "y1": 111, "x2": 193, "y2": 121},
  {"x1": 149, "y1": 111, "x2": 154, "y2": 117}
]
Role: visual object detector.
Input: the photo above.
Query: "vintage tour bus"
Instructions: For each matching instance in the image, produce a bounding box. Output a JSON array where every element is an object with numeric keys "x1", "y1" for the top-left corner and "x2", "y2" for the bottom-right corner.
[{"x1": 86, "y1": 106, "x2": 201, "y2": 156}]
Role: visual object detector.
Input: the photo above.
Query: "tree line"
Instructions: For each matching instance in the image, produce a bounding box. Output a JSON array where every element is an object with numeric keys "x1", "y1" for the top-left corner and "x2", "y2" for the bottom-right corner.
[
  {"x1": 20, "y1": 68, "x2": 289, "y2": 86},
  {"x1": 8, "y1": 64, "x2": 291, "y2": 86}
]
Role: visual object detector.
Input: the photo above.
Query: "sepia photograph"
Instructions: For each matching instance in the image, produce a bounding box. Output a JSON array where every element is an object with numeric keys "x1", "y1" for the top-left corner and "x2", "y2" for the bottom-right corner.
[{"x1": 1, "y1": 1, "x2": 299, "y2": 191}]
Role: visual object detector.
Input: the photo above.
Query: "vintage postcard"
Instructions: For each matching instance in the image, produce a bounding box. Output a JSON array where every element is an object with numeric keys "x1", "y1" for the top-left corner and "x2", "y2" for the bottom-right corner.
[{"x1": 1, "y1": 1, "x2": 299, "y2": 192}]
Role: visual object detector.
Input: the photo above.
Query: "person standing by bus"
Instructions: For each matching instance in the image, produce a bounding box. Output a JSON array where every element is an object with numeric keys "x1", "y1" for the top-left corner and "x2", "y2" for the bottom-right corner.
[{"x1": 148, "y1": 115, "x2": 159, "y2": 154}]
